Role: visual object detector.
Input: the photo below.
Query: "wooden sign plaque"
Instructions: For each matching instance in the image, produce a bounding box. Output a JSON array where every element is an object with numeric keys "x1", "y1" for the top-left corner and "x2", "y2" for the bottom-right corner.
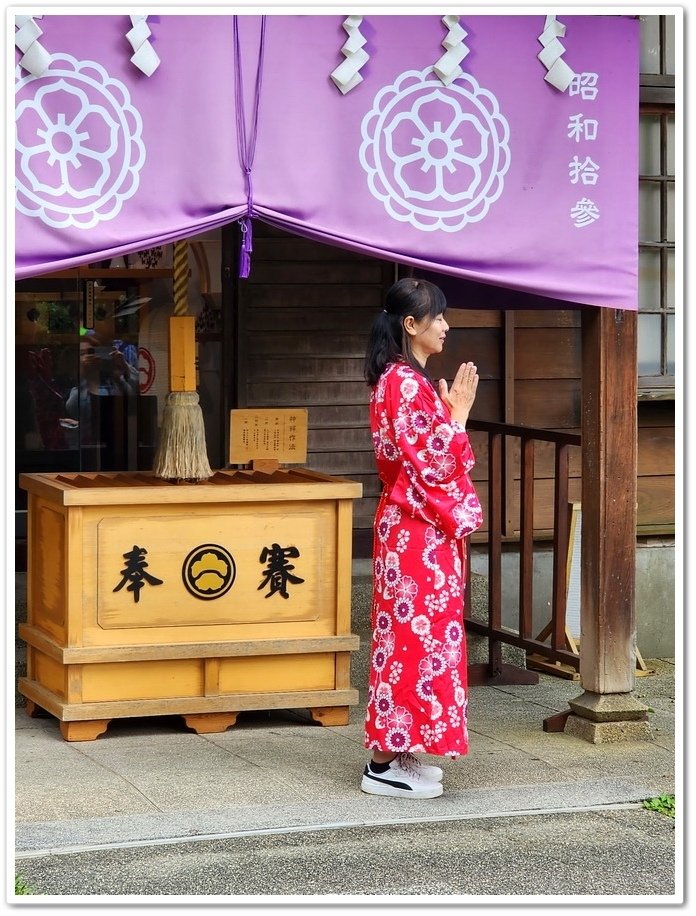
[{"x1": 229, "y1": 408, "x2": 308, "y2": 466}]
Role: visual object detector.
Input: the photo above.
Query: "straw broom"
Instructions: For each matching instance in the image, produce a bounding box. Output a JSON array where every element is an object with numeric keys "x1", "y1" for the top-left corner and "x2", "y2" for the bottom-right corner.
[{"x1": 152, "y1": 239, "x2": 212, "y2": 481}]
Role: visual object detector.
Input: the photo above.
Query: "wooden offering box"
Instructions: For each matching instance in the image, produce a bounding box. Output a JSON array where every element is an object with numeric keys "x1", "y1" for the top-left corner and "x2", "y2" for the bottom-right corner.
[{"x1": 18, "y1": 468, "x2": 362, "y2": 741}]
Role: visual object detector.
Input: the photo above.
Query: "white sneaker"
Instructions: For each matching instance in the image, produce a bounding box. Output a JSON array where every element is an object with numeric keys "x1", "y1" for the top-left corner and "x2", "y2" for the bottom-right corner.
[
  {"x1": 361, "y1": 757, "x2": 443, "y2": 799},
  {"x1": 397, "y1": 752, "x2": 443, "y2": 783}
]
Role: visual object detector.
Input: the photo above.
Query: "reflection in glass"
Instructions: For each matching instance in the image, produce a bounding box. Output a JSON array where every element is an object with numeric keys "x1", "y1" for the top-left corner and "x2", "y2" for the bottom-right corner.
[
  {"x1": 639, "y1": 250, "x2": 660, "y2": 311},
  {"x1": 666, "y1": 249, "x2": 675, "y2": 311},
  {"x1": 667, "y1": 115, "x2": 675, "y2": 176},
  {"x1": 639, "y1": 15, "x2": 660, "y2": 74},
  {"x1": 637, "y1": 313, "x2": 662, "y2": 375},
  {"x1": 666, "y1": 314, "x2": 675, "y2": 376},
  {"x1": 665, "y1": 15, "x2": 675, "y2": 75},
  {"x1": 639, "y1": 116, "x2": 661, "y2": 176},
  {"x1": 639, "y1": 183, "x2": 661, "y2": 242}
]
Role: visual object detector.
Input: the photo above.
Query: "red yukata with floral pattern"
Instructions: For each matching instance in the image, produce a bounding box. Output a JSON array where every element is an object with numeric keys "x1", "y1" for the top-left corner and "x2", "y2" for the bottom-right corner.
[{"x1": 364, "y1": 361, "x2": 483, "y2": 759}]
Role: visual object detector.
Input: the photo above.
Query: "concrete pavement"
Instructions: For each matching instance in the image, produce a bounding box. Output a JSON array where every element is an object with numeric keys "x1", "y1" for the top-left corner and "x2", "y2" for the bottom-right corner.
[{"x1": 11, "y1": 574, "x2": 679, "y2": 902}]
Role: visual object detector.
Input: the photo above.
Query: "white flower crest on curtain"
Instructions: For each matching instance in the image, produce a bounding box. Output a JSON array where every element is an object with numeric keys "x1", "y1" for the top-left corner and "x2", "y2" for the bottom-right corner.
[
  {"x1": 330, "y1": 15, "x2": 368, "y2": 94},
  {"x1": 433, "y1": 15, "x2": 469, "y2": 86},
  {"x1": 15, "y1": 15, "x2": 50, "y2": 77},
  {"x1": 15, "y1": 54, "x2": 146, "y2": 229},
  {"x1": 126, "y1": 14, "x2": 160, "y2": 76},
  {"x1": 537, "y1": 15, "x2": 574, "y2": 91},
  {"x1": 360, "y1": 68, "x2": 510, "y2": 232}
]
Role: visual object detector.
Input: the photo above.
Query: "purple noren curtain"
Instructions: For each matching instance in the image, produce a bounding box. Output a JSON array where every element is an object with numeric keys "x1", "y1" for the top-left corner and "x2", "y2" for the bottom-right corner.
[{"x1": 15, "y1": 14, "x2": 639, "y2": 310}]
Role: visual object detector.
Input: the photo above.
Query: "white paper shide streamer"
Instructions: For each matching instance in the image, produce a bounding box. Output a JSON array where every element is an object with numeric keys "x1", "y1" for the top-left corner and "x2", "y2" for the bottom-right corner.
[
  {"x1": 330, "y1": 16, "x2": 368, "y2": 94},
  {"x1": 537, "y1": 15, "x2": 574, "y2": 92},
  {"x1": 433, "y1": 15, "x2": 469, "y2": 86},
  {"x1": 15, "y1": 15, "x2": 50, "y2": 76},
  {"x1": 127, "y1": 15, "x2": 160, "y2": 76}
]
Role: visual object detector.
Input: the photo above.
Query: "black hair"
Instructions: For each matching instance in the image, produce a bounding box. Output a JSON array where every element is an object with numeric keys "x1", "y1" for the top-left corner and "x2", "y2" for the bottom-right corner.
[{"x1": 364, "y1": 277, "x2": 447, "y2": 387}]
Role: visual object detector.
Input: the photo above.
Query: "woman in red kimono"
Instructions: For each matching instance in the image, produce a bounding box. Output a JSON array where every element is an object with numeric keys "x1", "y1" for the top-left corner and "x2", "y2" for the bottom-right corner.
[{"x1": 361, "y1": 277, "x2": 483, "y2": 799}]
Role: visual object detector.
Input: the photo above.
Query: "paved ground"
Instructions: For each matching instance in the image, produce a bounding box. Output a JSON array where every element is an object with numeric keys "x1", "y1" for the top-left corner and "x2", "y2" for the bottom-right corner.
[
  {"x1": 13, "y1": 808, "x2": 677, "y2": 900},
  {"x1": 12, "y1": 575, "x2": 680, "y2": 905}
]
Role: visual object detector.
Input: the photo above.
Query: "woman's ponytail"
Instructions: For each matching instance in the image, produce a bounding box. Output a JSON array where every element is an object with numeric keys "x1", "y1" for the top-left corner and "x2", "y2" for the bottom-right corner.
[
  {"x1": 364, "y1": 277, "x2": 447, "y2": 387},
  {"x1": 364, "y1": 310, "x2": 402, "y2": 386}
]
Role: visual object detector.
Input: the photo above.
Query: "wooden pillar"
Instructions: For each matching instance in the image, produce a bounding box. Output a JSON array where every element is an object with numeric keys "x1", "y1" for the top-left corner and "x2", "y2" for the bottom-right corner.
[{"x1": 561, "y1": 307, "x2": 652, "y2": 742}]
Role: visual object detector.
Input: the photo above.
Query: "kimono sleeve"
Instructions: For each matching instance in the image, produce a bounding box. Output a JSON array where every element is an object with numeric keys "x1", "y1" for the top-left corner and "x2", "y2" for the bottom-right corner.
[{"x1": 385, "y1": 369, "x2": 483, "y2": 540}]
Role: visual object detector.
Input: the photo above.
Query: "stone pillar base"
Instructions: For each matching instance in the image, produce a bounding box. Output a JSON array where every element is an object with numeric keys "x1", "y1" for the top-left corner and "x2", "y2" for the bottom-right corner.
[
  {"x1": 564, "y1": 714, "x2": 654, "y2": 744},
  {"x1": 564, "y1": 690, "x2": 654, "y2": 744}
]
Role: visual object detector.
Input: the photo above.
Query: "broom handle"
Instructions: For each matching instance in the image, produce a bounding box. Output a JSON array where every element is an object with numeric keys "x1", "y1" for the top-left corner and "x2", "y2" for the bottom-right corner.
[
  {"x1": 169, "y1": 240, "x2": 196, "y2": 392},
  {"x1": 173, "y1": 239, "x2": 189, "y2": 316},
  {"x1": 154, "y1": 237, "x2": 212, "y2": 481}
]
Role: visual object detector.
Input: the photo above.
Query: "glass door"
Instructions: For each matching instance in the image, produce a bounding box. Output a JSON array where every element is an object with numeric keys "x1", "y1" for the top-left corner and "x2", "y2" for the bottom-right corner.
[
  {"x1": 16, "y1": 276, "x2": 83, "y2": 478},
  {"x1": 15, "y1": 270, "x2": 162, "y2": 553},
  {"x1": 67, "y1": 276, "x2": 148, "y2": 472},
  {"x1": 16, "y1": 234, "x2": 226, "y2": 569}
]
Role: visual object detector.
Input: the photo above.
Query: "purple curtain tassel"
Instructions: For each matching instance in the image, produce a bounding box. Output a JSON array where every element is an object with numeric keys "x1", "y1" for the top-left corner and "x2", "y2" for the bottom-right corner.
[
  {"x1": 239, "y1": 249, "x2": 251, "y2": 279},
  {"x1": 238, "y1": 216, "x2": 253, "y2": 278}
]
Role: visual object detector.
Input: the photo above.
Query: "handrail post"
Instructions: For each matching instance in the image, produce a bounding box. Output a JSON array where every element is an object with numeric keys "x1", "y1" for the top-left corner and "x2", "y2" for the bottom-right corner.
[
  {"x1": 488, "y1": 431, "x2": 503, "y2": 674},
  {"x1": 519, "y1": 436, "x2": 535, "y2": 639},
  {"x1": 551, "y1": 443, "x2": 570, "y2": 651}
]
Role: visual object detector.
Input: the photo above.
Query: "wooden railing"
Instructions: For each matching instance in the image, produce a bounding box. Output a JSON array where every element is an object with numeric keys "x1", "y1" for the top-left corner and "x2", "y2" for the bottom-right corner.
[{"x1": 464, "y1": 420, "x2": 582, "y2": 686}]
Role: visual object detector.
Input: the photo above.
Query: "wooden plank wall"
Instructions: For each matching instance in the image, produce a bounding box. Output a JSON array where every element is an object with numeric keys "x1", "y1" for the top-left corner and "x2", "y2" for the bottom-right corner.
[
  {"x1": 426, "y1": 308, "x2": 503, "y2": 542},
  {"x1": 427, "y1": 307, "x2": 585, "y2": 537},
  {"x1": 235, "y1": 224, "x2": 393, "y2": 551},
  {"x1": 513, "y1": 309, "x2": 583, "y2": 535},
  {"x1": 235, "y1": 226, "x2": 675, "y2": 555},
  {"x1": 636, "y1": 401, "x2": 676, "y2": 533}
]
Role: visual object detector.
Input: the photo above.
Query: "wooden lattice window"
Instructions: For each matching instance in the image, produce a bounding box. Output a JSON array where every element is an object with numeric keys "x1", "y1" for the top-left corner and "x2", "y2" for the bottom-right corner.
[{"x1": 638, "y1": 14, "x2": 677, "y2": 398}]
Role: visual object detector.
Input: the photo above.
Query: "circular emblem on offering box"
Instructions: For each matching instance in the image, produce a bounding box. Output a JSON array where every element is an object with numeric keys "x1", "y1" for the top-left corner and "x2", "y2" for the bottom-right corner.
[{"x1": 182, "y1": 544, "x2": 236, "y2": 600}]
